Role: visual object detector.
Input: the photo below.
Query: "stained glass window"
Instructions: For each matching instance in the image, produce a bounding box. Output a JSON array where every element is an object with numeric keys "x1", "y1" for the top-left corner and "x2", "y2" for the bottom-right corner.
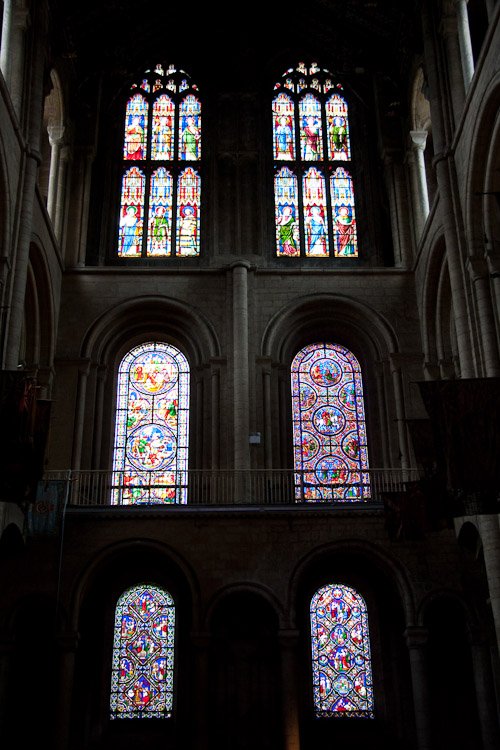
[
  {"x1": 291, "y1": 343, "x2": 369, "y2": 502},
  {"x1": 273, "y1": 63, "x2": 358, "y2": 258},
  {"x1": 110, "y1": 584, "x2": 175, "y2": 719},
  {"x1": 112, "y1": 342, "x2": 189, "y2": 505},
  {"x1": 311, "y1": 584, "x2": 374, "y2": 718},
  {"x1": 119, "y1": 64, "x2": 201, "y2": 258}
]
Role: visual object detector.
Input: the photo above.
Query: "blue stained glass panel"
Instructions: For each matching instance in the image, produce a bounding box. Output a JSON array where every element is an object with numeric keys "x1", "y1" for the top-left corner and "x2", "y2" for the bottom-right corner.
[
  {"x1": 176, "y1": 168, "x2": 200, "y2": 256},
  {"x1": 299, "y1": 94, "x2": 323, "y2": 161},
  {"x1": 147, "y1": 168, "x2": 173, "y2": 256},
  {"x1": 273, "y1": 93, "x2": 296, "y2": 160},
  {"x1": 178, "y1": 95, "x2": 201, "y2": 160},
  {"x1": 118, "y1": 167, "x2": 145, "y2": 257},
  {"x1": 311, "y1": 584, "x2": 374, "y2": 718},
  {"x1": 303, "y1": 167, "x2": 329, "y2": 257},
  {"x1": 331, "y1": 168, "x2": 358, "y2": 257},
  {"x1": 291, "y1": 343, "x2": 369, "y2": 501},
  {"x1": 112, "y1": 342, "x2": 189, "y2": 505},
  {"x1": 110, "y1": 584, "x2": 175, "y2": 719}
]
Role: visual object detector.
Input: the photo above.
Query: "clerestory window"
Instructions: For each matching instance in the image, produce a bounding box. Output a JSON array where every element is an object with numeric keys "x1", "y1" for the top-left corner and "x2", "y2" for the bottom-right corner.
[
  {"x1": 118, "y1": 64, "x2": 201, "y2": 258},
  {"x1": 273, "y1": 63, "x2": 358, "y2": 258}
]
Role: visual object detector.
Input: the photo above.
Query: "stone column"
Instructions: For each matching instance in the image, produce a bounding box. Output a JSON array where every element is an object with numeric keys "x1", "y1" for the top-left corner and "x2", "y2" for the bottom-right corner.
[
  {"x1": 54, "y1": 144, "x2": 71, "y2": 245},
  {"x1": 405, "y1": 626, "x2": 432, "y2": 750},
  {"x1": 383, "y1": 152, "x2": 412, "y2": 267},
  {"x1": 390, "y1": 356, "x2": 410, "y2": 470},
  {"x1": 55, "y1": 631, "x2": 79, "y2": 750},
  {"x1": 210, "y1": 362, "x2": 221, "y2": 470},
  {"x1": 0, "y1": 1, "x2": 29, "y2": 118},
  {"x1": 468, "y1": 627, "x2": 500, "y2": 748},
  {"x1": 440, "y1": 15, "x2": 466, "y2": 124},
  {"x1": 262, "y1": 360, "x2": 273, "y2": 470},
  {"x1": 485, "y1": 0, "x2": 496, "y2": 21},
  {"x1": 466, "y1": 257, "x2": 500, "y2": 376},
  {"x1": 409, "y1": 131, "x2": 430, "y2": 239},
  {"x1": 454, "y1": 0, "x2": 475, "y2": 89},
  {"x1": 477, "y1": 515, "x2": 500, "y2": 657},
  {"x1": 0, "y1": 636, "x2": 13, "y2": 735},
  {"x1": 191, "y1": 632, "x2": 211, "y2": 750},
  {"x1": 70, "y1": 360, "x2": 91, "y2": 471},
  {"x1": 91, "y1": 365, "x2": 107, "y2": 468},
  {"x1": 46, "y1": 125, "x2": 65, "y2": 220},
  {"x1": 232, "y1": 262, "x2": 250, "y2": 475},
  {"x1": 279, "y1": 630, "x2": 301, "y2": 750},
  {"x1": 3, "y1": 2, "x2": 46, "y2": 370}
]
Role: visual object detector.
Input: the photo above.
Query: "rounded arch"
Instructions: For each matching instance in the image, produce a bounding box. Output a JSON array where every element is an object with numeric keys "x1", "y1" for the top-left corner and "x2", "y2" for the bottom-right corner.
[
  {"x1": 465, "y1": 71, "x2": 500, "y2": 257},
  {"x1": 261, "y1": 293, "x2": 399, "y2": 367},
  {"x1": 288, "y1": 538, "x2": 417, "y2": 628},
  {"x1": 81, "y1": 294, "x2": 220, "y2": 367},
  {"x1": 205, "y1": 581, "x2": 285, "y2": 630},
  {"x1": 67, "y1": 537, "x2": 201, "y2": 632}
]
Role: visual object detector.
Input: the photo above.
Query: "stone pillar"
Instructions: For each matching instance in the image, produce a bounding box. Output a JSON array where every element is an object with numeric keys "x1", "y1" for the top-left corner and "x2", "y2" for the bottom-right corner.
[
  {"x1": 54, "y1": 144, "x2": 71, "y2": 245},
  {"x1": 55, "y1": 632, "x2": 79, "y2": 750},
  {"x1": 210, "y1": 363, "x2": 221, "y2": 470},
  {"x1": 466, "y1": 257, "x2": 500, "y2": 376},
  {"x1": 66, "y1": 147, "x2": 95, "y2": 266},
  {"x1": 262, "y1": 360, "x2": 273, "y2": 470},
  {"x1": 374, "y1": 362, "x2": 390, "y2": 466},
  {"x1": 454, "y1": 0, "x2": 475, "y2": 89},
  {"x1": 405, "y1": 626, "x2": 432, "y2": 750},
  {"x1": 47, "y1": 125, "x2": 65, "y2": 220},
  {"x1": 409, "y1": 131, "x2": 430, "y2": 239},
  {"x1": 485, "y1": 0, "x2": 496, "y2": 21},
  {"x1": 440, "y1": 15, "x2": 466, "y2": 124},
  {"x1": 279, "y1": 630, "x2": 301, "y2": 750},
  {"x1": 3, "y1": 3, "x2": 46, "y2": 370},
  {"x1": 383, "y1": 152, "x2": 412, "y2": 267},
  {"x1": 191, "y1": 632, "x2": 211, "y2": 750},
  {"x1": 70, "y1": 360, "x2": 91, "y2": 471},
  {"x1": 91, "y1": 365, "x2": 107, "y2": 468},
  {"x1": 390, "y1": 356, "x2": 410, "y2": 469},
  {"x1": 0, "y1": 1, "x2": 29, "y2": 118},
  {"x1": 232, "y1": 262, "x2": 250, "y2": 474},
  {"x1": 0, "y1": 636, "x2": 13, "y2": 735},
  {"x1": 468, "y1": 627, "x2": 500, "y2": 748},
  {"x1": 477, "y1": 515, "x2": 500, "y2": 657}
]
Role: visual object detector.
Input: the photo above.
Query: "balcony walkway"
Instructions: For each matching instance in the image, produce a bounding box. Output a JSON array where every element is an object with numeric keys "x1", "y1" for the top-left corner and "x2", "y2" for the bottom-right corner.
[{"x1": 43, "y1": 469, "x2": 420, "y2": 508}]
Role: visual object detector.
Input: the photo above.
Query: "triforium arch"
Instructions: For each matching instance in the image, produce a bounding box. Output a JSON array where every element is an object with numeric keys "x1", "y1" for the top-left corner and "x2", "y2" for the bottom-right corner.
[
  {"x1": 260, "y1": 294, "x2": 404, "y2": 469},
  {"x1": 60, "y1": 296, "x2": 221, "y2": 472}
]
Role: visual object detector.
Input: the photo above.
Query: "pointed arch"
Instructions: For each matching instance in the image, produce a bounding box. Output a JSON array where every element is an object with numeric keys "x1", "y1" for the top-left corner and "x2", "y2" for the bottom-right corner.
[
  {"x1": 310, "y1": 583, "x2": 374, "y2": 717},
  {"x1": 110, "y1": 583, "x2": 175, "y2": 719}
]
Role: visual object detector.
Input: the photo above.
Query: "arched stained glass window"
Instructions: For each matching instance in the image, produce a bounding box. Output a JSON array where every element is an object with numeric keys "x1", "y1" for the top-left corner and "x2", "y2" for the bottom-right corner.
[
  {"x1": 291, "y1": 343, "x2": 369, "y2": 502},
  {"x1": 119, "y1": 64, "x2": 201, "y2": 258},
  {"x1": 112, "y1": 342, "x2": 189, "y2": 505},
  {"x1": 273, "y1": 63, "x2": 358, "y2": 258},
  {"x1": 311, "y1": 584, "x2": 374, "y2": 718},
  {"x1": 110, "y1": 584, "x2": 175, "y2": 719}
]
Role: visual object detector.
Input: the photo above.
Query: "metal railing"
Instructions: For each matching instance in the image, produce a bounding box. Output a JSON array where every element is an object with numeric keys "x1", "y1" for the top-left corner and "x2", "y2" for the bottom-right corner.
[{"x1": 42, "y1": 468, "x2": 421, "y2": 508}]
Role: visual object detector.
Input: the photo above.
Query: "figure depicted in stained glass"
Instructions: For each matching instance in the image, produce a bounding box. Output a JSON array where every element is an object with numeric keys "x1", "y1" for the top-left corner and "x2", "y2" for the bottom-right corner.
[
  {"x1": 291, "y1": 343, "x2": 369, "y2": 502},
  {"x1": 110, "y1": 584, "x2": 175, "y2": 720},
  {"x1": 331, "y1": 168, "x2": 358, "y2": 257},
  {"x1": 310, "y1": 584, "x2": 374, "y2": 718},
  {"x1": 273, "y1": 64, "x2": 358, "y2": 260},
  {"x1": 112, "y1": 342, "x2": 189, "y2": 504},
  {"x1": 300, "y1": 95, "x2": 323, "y2": 160},
  {"x1": 119, "y1": 66, "x2": 201, "y2": 258}
]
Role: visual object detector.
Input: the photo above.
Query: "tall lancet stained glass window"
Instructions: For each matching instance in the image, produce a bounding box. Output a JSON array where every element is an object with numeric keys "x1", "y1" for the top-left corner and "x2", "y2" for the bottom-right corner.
[
  {"x1": 311, "y1": 584, "x2": 374, "y2": 718},
  {"x1": 112, "y1": 342, "x2": 189, "y2": 505},
  {"x1": 291, "y1": 343, "x2": 369, "y2": 501},
  {"x1": 273, "y1": 62, "x2": 358, "y2": 258},
  {"x1": 119, "y1": 64, "x2": 201, "y2": 258},
  {"x1": 110, "y1": 584, "x2": 175, "y2": 719}
]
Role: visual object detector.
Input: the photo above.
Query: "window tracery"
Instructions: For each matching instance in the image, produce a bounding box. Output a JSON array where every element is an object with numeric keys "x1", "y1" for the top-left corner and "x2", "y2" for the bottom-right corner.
[
  {"x1": 310, "y1": 583, "x2": 374, "y2": 718},
  {"x1": 119, "y1": 64, "x2": 200, "y2": 258},
  {"x1": 273, "y1": 63, "x2": 358, "y2": 258},
  {"x1": 111, "y1": 342, "x2": 189, "y2": 505},
  {"x1": 110, "y1": 584, "x2": 175, "y2": 719},
  {"x1": 291, "y1": 343, "x2": 369, "y2": 501}
]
